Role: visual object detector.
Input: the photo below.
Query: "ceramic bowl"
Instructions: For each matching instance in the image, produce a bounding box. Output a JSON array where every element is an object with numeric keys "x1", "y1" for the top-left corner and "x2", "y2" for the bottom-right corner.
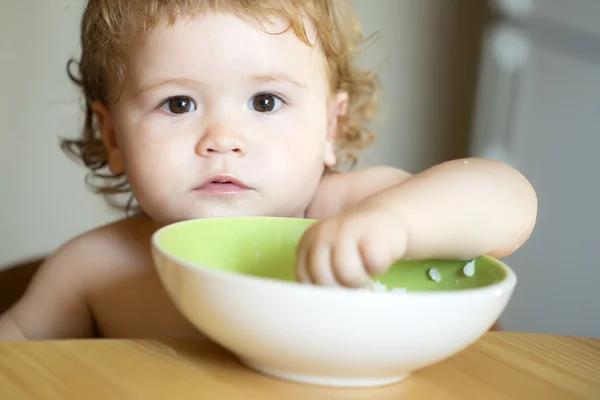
[{"x1": 151, "y1": 217, "x2": 517, "y2": 388}]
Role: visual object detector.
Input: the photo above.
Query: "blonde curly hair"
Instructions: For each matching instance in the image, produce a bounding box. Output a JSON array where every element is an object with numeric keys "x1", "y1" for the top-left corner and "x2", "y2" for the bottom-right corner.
[{"x1": 62, "y1": 0, "x2": 381, "y2": 211}]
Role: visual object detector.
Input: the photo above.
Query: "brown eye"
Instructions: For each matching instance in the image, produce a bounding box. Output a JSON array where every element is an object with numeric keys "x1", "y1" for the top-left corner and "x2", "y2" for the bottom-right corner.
[
  {"x1": 251, "y1": 93, "x2": 282, "y2": 113},
  {"x1": 163, "y1": 96, "x2": 196, "y2": 114}
]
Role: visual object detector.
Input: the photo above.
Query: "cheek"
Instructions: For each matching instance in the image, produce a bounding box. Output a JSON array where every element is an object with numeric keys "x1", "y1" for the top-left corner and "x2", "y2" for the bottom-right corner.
[
  {"x1": 260, "y1": 116, "x2": 327, "y2": 179},
  {"x1": 116, "y1": 120, "x2": 190, "y2": 190},
  {"x1": 278, "y1": 102, "x2": 329, "y2": 147}
]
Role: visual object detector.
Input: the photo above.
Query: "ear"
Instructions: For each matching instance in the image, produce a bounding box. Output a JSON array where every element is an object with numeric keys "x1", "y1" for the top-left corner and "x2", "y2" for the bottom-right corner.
[
  {"x1": 92, "y1": 101, "x2": 124, "y2": 175},
  {"x1": 324, "y1": 91, "x2": 349, "y2": 167}
]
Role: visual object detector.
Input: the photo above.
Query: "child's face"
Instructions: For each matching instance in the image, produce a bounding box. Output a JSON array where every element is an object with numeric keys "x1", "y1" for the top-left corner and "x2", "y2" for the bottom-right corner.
[{"x1": 94, "y1": 12, "x2": 347, "y2": 224}]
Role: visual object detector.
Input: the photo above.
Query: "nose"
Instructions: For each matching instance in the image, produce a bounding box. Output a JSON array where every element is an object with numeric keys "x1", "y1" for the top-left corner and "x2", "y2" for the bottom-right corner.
[{"x1": 196, "y1": 123, "x2": 247, "y2": 157}]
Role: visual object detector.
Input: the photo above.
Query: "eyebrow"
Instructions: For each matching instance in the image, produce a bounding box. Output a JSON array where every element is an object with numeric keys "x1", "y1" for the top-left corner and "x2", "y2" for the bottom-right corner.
[
  {"x1": 134, "y1": 78, "x2": 202, "y2": 98},
  {"x1": 135, "y1": 73, "x2": 308, "y2": 98},
  {"x1": 247, "y1": 73, "x2": 308, "y2": 89}
]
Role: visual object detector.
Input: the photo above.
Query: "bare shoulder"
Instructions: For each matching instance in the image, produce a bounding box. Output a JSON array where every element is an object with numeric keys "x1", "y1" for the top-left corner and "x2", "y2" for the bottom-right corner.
[
  {"x1": 71, "y1": 213, "x2": 156, "y2": 265},
  {"x1": 34, "y1": 213, "x2": 156, "y2": 297},
  {"x1": 44, "y1": 213, "x2": 154, "y2": 275},
  {"x1": 307, "y1": 166, "x2": 412, "y2": 219},
  {"x1": 0, "y1": 214, "x2": 155, "y2": 340}
]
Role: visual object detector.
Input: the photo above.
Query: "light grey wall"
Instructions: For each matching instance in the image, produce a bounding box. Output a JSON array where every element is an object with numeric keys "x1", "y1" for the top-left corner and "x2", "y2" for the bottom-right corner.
[
  {"x1": 501, "y1": 37, "x2": 600, "y2": 338},
  {"x1": 471, "y1": 0, "x2": 600, "y2": 337},
  {"x1": 352, "y1": 0, "x2": 487, "y2": 173},
  {"x1": 0, "y1": 0, "x2": 121, "y2": 268}
]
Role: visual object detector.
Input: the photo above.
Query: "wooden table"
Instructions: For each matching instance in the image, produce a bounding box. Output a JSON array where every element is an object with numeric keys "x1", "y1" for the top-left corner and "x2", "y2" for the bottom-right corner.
[{"x1": 0, "y1": 332, "x2": 598, "y2": 399}]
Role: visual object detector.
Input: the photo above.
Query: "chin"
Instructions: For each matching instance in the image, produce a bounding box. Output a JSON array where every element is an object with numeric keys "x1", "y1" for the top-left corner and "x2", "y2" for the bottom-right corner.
[
  {"x1": 146, "y1": 197, "x2": 308, "y2": 225},
  {"x1": 166, "y1": 207, "x2": 271, "y2": 223}
]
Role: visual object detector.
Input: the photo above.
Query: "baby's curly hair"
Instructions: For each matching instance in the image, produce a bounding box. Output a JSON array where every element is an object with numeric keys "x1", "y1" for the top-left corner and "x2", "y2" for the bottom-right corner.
[{"x1": 62, "y1": 0, "x2": 381, "y2": 211}]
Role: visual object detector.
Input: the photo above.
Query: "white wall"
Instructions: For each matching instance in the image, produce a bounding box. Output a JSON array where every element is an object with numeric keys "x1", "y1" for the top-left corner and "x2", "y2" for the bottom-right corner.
[{"x1": 0, "y1": 1, "x2": 484, "y2": 267}]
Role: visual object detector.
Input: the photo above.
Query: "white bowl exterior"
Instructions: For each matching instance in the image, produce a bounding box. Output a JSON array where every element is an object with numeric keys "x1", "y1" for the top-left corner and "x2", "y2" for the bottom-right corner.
[{"x1": 152, "y1": 246, "x2": 516, "y2": 382}]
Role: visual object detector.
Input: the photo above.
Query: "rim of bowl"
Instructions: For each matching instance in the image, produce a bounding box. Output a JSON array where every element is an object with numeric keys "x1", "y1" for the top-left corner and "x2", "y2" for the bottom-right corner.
[{"x1": 151, "y1": 217, "x2": 518, "y2": 299}]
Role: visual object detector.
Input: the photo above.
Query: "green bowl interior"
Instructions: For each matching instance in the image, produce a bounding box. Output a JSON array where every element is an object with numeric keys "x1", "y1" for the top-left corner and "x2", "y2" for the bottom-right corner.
[{"x1": 156, "y1": 217, "x2": 508, "y2": 291}]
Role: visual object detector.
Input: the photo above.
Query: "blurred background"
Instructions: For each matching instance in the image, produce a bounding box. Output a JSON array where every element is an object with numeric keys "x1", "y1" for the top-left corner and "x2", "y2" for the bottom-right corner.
[{"x1": 0, "y1": 0, "x2": 598, "y2": 337}]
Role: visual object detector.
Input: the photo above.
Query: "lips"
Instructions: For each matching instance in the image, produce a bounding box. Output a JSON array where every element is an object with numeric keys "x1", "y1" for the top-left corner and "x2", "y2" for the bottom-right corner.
[{"x1": 194, "y1": 174, "x2": 251, "y2": 194}]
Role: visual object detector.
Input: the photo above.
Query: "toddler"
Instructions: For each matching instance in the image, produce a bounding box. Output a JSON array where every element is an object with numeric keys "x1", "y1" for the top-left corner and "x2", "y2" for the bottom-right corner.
[{"x1": 0, "y1": 0, "x2": 537, "y2": 341}]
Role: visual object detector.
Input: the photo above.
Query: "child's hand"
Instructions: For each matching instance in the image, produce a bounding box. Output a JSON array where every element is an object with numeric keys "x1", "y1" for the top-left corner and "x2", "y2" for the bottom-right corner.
[{"x1": 296, "y1": 203, "x2": 408, "y2": 288}]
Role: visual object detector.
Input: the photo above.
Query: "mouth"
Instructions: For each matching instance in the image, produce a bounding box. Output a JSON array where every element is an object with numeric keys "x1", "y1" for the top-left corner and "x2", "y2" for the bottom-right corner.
[{"x1": 194, "y1": 174, "x2": 252, "y2": 195}]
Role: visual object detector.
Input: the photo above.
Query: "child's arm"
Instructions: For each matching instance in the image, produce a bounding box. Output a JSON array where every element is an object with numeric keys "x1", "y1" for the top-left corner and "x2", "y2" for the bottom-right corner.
[
  {"x1": 361, "y1": 157, "x2": 537, "y2": 260},
  {"x1": 299, "y1": 158, "x2": 537, "y2": 286},
  {"x1": 0, "y1": 237, "x2": 97, "y2": 341}
]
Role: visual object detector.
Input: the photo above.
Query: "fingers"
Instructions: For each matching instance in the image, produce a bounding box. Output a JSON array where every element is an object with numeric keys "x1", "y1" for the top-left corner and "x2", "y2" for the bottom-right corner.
[
  {"x1": 331, "y1": 238, "x2": 370, "y2": 287},
  {"x1": 295, "y1": 209, "x2": 407, "y2": 288},
  {"x1": 358, "y1": 238, "x2": 395, "y2": 277},
  {"x1": 296, "y1": 222, "x2": 387, "y2": 288},
  {"x1": 296, "y1": 227, "x2": 340, "y2": 286},
  {"x1": 295, "y1": 247, "x2": 311, "y2": 283}
]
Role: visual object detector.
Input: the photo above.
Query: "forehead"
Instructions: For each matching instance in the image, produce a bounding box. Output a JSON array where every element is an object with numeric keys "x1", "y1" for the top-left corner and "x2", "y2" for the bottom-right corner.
[{"x1": 122, "y1": 12, "x2": 329, "y2": 91}]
